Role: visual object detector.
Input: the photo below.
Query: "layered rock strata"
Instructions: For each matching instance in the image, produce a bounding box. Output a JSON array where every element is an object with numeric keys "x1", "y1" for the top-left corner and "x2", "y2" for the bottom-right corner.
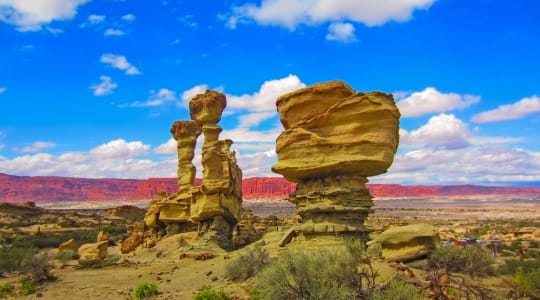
[
  {"x1": 144, "y1": 90, "x2": 242, "y2": 249},
  {"x1": 272, "y1": 80, "x2": 400, "y2": 240}
]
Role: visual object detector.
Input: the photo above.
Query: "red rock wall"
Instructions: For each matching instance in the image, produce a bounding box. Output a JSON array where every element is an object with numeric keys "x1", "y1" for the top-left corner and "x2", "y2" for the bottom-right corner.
[{"x1": 0, "y1": 173, "x2": 538, "y2": 203}]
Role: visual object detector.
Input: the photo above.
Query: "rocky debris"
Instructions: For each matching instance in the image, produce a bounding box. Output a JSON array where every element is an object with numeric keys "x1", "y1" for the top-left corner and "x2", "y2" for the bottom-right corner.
[
  {"x1": 121, "y1": 232, "x2": 143, "y2": 254},
  {"x1": 78, "y1": 241, "x2": 108, "y2": 261},
  {"x1": 103, "y1": 205, "x2": 145, "y2": 221},
  {"x1": 58, "y1": 238, "x2": 80, "y2": 255},
  {"x1": 272, "y1": 80, "x2": 400, "y2": 240},
  {"x1": 369, "y1": 223, "x2": 439, "y2": 262}
]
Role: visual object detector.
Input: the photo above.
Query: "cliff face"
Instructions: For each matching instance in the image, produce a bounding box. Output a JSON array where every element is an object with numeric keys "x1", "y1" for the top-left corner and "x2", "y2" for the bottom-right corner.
[{"x1": 0, "y1": 173, "x2": 538, "y2": 203}]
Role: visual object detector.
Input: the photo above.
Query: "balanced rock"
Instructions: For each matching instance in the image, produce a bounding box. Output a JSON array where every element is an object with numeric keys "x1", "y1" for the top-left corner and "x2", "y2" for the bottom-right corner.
[
  {"x1": 121, "y1": 232, "x2": 143, "y2": 254},
  {"x1": 78, "y1": 241, "x2": 108, "y2": 261},
  {"x1": 371, "y1": 223, "x2": 439, "y2": 262},
  {"x1": 272, "y1": 80, "x2": 400, "y2": 239}
]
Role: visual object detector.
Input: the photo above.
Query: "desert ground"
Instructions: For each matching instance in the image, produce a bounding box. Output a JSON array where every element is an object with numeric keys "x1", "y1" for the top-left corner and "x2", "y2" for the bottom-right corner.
[{"x1": 1, "y1": 197, "x2": 539, "y2": 299}]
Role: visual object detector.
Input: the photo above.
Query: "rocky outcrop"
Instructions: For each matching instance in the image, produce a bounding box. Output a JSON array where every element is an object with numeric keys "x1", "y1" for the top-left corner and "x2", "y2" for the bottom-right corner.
[
  {"x1": 103, "y1": 205, "x2": 146, "y2": 221},
  {"x1": 58, "y1": 238, "x2": 80, "y2": 255},
  {"x1": 144, "y1": 90, "x2": 243, "y2": 250},
  {"x1": 272, "y1": 81, "x2": 400, "y2": 239},
  {"x1": 78, "y1": 241, "x2": 108, "y2": 261},
  {"x1": 121, "y1": 232, "x2": 143, "y2": 254},
  {"x1": 369, "y1": 223, "x2": 439, "y2": 262}
]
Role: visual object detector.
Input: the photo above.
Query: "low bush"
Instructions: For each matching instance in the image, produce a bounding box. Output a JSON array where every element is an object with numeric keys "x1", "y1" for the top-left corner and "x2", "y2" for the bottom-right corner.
[
  {"x1": 18, "y1": 277, "x2": 35, "y2": 296},
  {"x1": 513, "y1": 269, "x2": 540, "y2": 298},
  {"x1": 225, "y1": 245, "x2": 269, "y2": 281},
  {"x1": 371, "y1": 277, "x2": 428, "y2": 300},
  {"x1": 193, "y1": 286, "x2": 228, "y2": 300},
  {"x1": 132, "y1": 283, "x2": 159, "y2": 299},
  {"x1": 0, "y1": 283, "x2": 14, "y2": 299},
  {"x1": 20, "y1": 252, "x2": 55, "y2": 283},
  {"x1": 428, "y1": 245, "x2": 494, "y2": 277},
  {"x1": 0, "y1": 245, "x2": 37, "y2": 274},
  {"x1": 250, "y1": 248, "x2": 361, "y2": 300},
  {"x1": 498, "y1": 258, "x2": 540, "y2": 275}
]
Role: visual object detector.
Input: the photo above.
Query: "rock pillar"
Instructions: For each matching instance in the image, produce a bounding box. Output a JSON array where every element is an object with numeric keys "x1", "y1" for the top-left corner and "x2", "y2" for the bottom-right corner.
[{"x1": 272, "y1": 81, "x2": 400, "y2": 241}]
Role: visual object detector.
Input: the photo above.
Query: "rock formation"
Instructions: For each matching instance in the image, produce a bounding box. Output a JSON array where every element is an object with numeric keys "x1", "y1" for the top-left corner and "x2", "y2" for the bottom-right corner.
[
  {"x1": 144, "y1": 90, "x2": 243, "y2": 249},
  {"x1": 272, "y1": 80, "x2": 400, "y2": 240}
]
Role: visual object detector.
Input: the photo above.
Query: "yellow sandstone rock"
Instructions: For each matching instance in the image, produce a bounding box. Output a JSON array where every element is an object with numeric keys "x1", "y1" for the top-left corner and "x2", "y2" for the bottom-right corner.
[{"x1": 272, "y1": 80, "x2": 400, "y2": 239}]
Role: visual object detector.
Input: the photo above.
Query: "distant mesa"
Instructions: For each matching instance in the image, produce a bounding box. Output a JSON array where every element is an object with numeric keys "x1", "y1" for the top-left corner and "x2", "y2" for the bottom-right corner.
[{"x1": 0, "y1": 173, "x2": 539, "y2": 203}]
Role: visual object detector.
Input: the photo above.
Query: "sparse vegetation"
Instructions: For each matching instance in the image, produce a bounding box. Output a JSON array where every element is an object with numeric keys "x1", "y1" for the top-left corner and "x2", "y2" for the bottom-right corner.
[
  {"x1": 131, "y1": 283, "x2": 159, "y2": 299},
  {"x1": 225, "y1": 245, "x2": 269, "y2": 281},
  {"x1": 0, "y1": 283, "x2": 14, "y2": 299},
  {"x1": 250, "y1": 244, "x2": 365, "y2": 300},
  {"x1": 193, "y1": 286, "x2": 229, "y2": 300},
  {"x1": 18, "y1": 277, "x2": 35, "y2": 296},
  {"x1": 428, "y1": 245, "x2": 494, "y2": 277},
  {"x1": 371, "y1": 277, "x2": 428, "y2": 300}
]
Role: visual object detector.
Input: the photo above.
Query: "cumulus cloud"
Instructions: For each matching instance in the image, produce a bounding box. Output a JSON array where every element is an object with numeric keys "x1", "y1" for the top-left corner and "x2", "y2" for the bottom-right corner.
[
  {"x1": 104, "y1": 28, "x2": 125, "y2": 36},
  {"x1": 400, "y1": 113, "x2": 471, "y2": 150},
  {"x1": 100, "y1": 54, "x2": 141, "y2": 75},
  {"x1": 90, "y1": 139, "x2": 150, "y2": 159},
  {"x1": 122, "y1": 88, "x2": 177, "y2": 108},
  {"x1": 180, "y1": 84, "x2": 209, "y2": 107},
  {"x1": 91, "y1": 75, "x2": 117, "y2": 96},
  {"x1": 121, "y1": 14, "x2": 135, "y2": 22},
  {"x1": 153, "y1": 138, "x2": 176, "y2": 154},
  {"x1": 0, "y1": 87, "x2": 5, "y2": 94},
  {"x1": 326, "y1": 22, "x2": 357, "y2": 42},
  {"x1": 227, "y1": 0, "x2": 436, "y2": 30},
  {"x1": 12, "y1": 141, "x2": 56, "y2": 153},
  {"x1": 396, "y1": 87, "x2": 480, "y2": 118},
  {"x1": 472, "y1": 95, "x2": 540, "y2": 123},
  {"x1": 0, "y1": 0, "x2": 89, "y2": 31}
]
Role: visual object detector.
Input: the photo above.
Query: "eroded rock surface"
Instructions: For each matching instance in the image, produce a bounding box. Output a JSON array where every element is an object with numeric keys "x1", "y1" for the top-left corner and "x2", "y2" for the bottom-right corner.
[{"x1": 272, "y1": 80, "x2": 400, "y2": 240}]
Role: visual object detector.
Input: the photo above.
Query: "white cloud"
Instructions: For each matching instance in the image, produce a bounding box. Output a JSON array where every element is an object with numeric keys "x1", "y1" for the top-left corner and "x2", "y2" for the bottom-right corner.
[
  {"x1": 396, "y1": 87, "x2": 480, "y2": 118},
  {"x1": 90, "y1": 139, "x2": 150, "y2": 159},
  {"x1": 12, "y1": 141, "x2": 56, "y2": 153},
  {"x1": 400, "y1": 113, "x2": 471, "y2": 150},
  {"x1": 153, "y1": 138, "x2": 176, "y2": 154},
  {"x1": 100, "y1": 54, "x2": 141, "y2": 75},
  {"x1": 227, "y1": 0, "x2": 436, "y2": 30},
  {"x1": 104, "y1": 28, "x2": 125, "y2": 36},
  {"x1": 121, "y1": 14, "x2": 135, "y2": 22},
  {"x1": 91, "y1": 75, "x2": 117, "y2": 96},
  {"x1": 0, "y1": 87, "x2": 6, "y2": 94},
  {"x1": 88, "y1": 14, "x2": 105, "y2": 24},
  {"x1": 0, "y1": 0, "x2": 89, "y2": 31},
  {"x1": 472, "y1": 95, "x2": 540, "y2": 123},
  {"x1": 123, "y1": 88, "x2": 177, "y2": 108},
  {"x1": 326, "y1": 22, "x2": 357, "y2": 42}
]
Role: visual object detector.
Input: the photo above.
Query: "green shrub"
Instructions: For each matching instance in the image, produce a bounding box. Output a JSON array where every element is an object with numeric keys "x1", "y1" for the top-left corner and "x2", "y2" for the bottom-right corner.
[
  {"x1": 132, "y1": 283, "x2": 159, "y2": 299},
  {"x1": 225, "y1": 245, "x2": 269, "y2": 281},
  {"x1": 513, "y1": 269, "x2": 540, "y2": 298},
  {"x1": 371, "y1": 277, "x2": 428, "y2": 300},
  {"x1": 428, "y1": 245, "x2": 494, "y2": 277},
  {"x1": 0, "y1": 283, "x2": 14, "y2": 299},
  {"x1": 498, "y1": 258, "x2": 540, "y2": 275},
  {"x1": 18, "y1": 277, "x2": 35, "y2": 296},
  {"x1": 0, "y1": 245, "x2": 37, "y2": 274},
  {"x1": 250, "y1": 248, "x2": 360, "y2": 300},
  {"x1": 193, "y1": 286, "x2": 229, "y2": 300},
  {"x1": 20, "y1": 252, "x2": 55, "y2": 283}
]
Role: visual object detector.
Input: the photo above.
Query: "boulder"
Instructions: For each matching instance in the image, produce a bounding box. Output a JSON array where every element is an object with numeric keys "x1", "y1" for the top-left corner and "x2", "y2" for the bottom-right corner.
[
  {"x1": 371, "y1": 223, "x2": 439, "y2": 262},
  {"x1": 58, "y1": 238, "x2": 80, "y2": 255},
  {"x1": 121, "y1": 232, "x2": 143, "y2": 254},
  {"x1": 78, "y1": 241, "x2": 108, "y2": 261},
  {"x1": 96, "y1": 230, "x2": 109, "y2": 242},
  {"x1": 103, "y1": 205, "x2": 146, "y2": 221}
]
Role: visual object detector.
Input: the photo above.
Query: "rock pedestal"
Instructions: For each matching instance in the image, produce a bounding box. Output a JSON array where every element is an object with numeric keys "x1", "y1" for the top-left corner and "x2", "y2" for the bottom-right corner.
[
  {"x1": 272, "y1": 81, "x2": 400, "y2": 241},
  {"x1": 143, "y1": 90, "x2": 242, "y2": 250}
]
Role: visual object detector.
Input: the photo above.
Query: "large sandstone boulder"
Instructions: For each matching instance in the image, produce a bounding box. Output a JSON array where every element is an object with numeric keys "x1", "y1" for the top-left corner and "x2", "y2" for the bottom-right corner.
[
  {"x1": 78, "y1": 241, "x2": 108, "y2": 261},
  {"x1": 96, "y1": 231, "x2": 109, "y2": 243},
  {"x1": 370, "y1": 223, "x2": 439, "y2": 262},
  {"x1": 103, "y1": 205, "x2": 145, "y2": 221},
  {"x1": 273, "y1": 80, "x2": 400, "y2": 182},
  {"x1": 121, "y1": 232, "x2": 143, "y2": 254}
]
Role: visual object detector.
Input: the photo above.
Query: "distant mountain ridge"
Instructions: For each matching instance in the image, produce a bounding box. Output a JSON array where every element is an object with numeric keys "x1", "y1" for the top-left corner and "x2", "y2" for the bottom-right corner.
[{"x1": 0, "y1": 173, "x2": 538, "y2": 203}]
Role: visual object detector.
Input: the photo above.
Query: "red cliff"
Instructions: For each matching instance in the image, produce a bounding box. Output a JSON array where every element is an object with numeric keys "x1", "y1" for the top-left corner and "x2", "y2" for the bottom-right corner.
[{"x1": 0, "y1": 173, "x2": 538, "y2": 203}]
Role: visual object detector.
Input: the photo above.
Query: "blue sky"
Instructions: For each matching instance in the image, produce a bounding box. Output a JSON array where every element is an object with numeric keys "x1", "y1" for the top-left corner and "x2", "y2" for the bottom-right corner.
[{"x1": 0, "y1": 0, "x2": 539, "y2": 186}]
